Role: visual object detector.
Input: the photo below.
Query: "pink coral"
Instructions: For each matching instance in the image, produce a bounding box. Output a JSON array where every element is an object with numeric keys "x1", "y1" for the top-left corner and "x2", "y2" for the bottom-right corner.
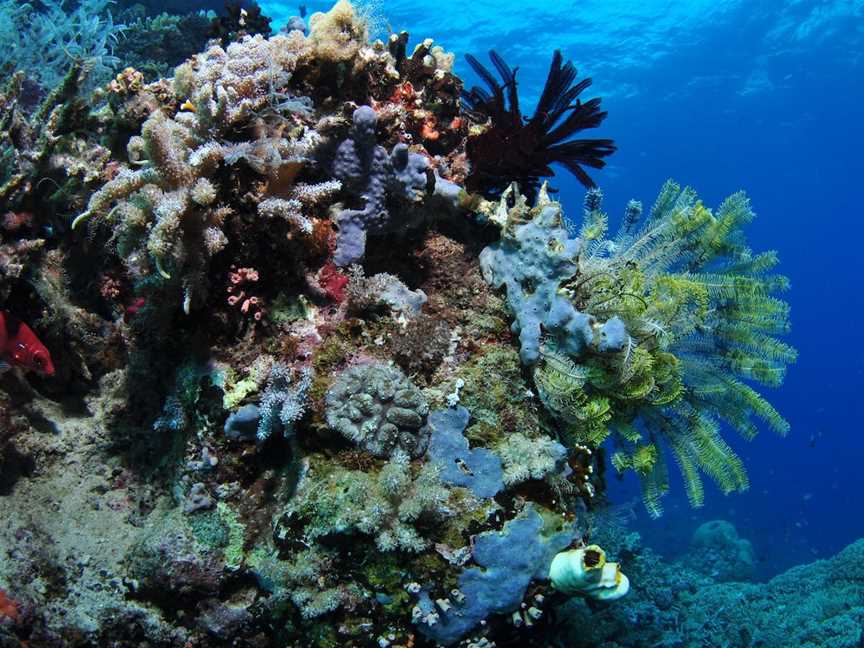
[{"x1": 226, "y1": 266, "x2": 265, "y2": 321}]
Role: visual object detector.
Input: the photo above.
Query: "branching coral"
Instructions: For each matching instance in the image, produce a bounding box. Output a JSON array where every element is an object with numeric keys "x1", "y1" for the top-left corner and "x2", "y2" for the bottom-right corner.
[
  {"x1": 73, "y1": 34, "x2": 323, "y2": 312},
  {"x1": 282, "y1": 547, "x2": 369, "y2": 618},
  {"x1": 257, "y1": 362, "x2": 313, "y2": 442},
  {"x1": 495, "y1": 432, "x2": 568, "y2": 486},
  {"x1": 462, "y1": 50, "x2": 616, "y2": 200},
  {"x1": 482, "y1": 183, "x2": 795, "y2": 516}
]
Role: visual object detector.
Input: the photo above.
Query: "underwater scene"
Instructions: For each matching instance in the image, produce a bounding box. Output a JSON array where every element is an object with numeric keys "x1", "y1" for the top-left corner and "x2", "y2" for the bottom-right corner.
[{"x1": 0, "y1": 0, "x2": 862, "y2": 645}]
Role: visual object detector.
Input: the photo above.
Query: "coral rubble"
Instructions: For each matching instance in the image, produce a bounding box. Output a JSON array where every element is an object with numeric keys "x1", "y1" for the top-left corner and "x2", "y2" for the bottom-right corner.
[{"x1": 0, "y1": 1, "x2": 797, "y2": 646}]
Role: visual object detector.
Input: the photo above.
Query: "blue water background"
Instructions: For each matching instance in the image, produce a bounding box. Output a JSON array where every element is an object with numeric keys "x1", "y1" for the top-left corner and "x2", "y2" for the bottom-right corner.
[{"x1": 276, "y1": 0, "x2": 860, "y2": 574}]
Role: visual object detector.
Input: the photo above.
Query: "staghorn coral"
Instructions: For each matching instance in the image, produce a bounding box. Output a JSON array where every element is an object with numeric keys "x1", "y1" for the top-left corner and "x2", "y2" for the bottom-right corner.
[
  {"x1": 463, "y1": 50, "x2": 616, "y2": 199},
  {"x1": 482, "y1": 183, "x2": 795, "y2": 516},
  {"x1": 325, "y1": 362, "x2": 431, "y2": 458}
]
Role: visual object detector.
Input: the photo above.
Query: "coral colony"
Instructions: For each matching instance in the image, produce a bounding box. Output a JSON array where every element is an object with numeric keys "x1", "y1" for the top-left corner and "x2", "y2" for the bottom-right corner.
[{"x1": 0, "y1": 1, "x2": 796, "y2": 646}]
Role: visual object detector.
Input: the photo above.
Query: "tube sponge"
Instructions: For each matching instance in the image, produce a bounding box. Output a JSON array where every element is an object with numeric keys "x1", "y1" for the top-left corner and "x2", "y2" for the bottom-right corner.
[{"x1": 549, "y1": 545, "x2": 630, "y2": 601}]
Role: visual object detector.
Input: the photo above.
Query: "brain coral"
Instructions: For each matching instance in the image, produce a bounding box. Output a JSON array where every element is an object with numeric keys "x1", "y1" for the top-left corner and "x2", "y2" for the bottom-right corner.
[{"x1": 325, "y1": 363, "x2": 431, "y2": 458}]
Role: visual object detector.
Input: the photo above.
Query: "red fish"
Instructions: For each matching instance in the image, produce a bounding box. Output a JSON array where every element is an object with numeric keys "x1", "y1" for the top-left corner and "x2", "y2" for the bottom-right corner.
[
  {"x1": 0, "y1": 588, "x2": 19, "y2": 623},
  {"x1": 0, "y1": 311, "x2": 55, "y2": 376}
]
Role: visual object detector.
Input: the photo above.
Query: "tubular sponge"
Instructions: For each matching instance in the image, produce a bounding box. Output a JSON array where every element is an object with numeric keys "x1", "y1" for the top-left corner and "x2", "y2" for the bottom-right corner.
[{"x1": 549, "y1": 545, "x2": 630, "y2": 601}]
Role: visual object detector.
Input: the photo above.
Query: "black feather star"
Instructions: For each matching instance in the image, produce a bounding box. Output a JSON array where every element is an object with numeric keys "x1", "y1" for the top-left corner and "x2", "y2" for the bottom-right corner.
[{"x1": 462, "y1": 50, "x2": 616, "y2": 199}]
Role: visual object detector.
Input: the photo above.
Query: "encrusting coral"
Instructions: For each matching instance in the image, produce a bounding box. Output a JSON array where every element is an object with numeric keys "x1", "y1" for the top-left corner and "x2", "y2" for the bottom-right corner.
[{"x1": 0, "y1": 1, "x2": 796, "y2": 646}]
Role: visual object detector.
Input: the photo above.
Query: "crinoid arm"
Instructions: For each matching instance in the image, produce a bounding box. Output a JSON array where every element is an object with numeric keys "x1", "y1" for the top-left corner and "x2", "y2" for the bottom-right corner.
[
  {"x1": 481, "y1": 181, "x2": 796, "y2": 516},
  {"x1": 463, "y1": 49, "x2": 616, "y2": 199}
]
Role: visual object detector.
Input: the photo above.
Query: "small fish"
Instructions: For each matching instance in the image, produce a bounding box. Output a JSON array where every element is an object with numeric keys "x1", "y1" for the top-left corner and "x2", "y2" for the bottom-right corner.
[
  {"x1": 0, "y1": 588, "x2": 19, "y2": 622},
  {"x1": 0, "y1": 310, "x2": 55, "y2": 376}
]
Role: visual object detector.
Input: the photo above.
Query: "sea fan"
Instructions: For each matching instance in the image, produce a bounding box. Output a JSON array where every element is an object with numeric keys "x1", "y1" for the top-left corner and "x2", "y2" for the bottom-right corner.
[{"x1": 462, "y1": 50, "x2": 616, "y2": 200}]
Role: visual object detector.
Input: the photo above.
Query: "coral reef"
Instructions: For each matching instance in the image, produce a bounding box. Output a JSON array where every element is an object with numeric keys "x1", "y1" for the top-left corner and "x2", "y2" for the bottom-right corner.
[
  {"x1": 0, "y1": 1, "x2": 797, "y2": 646},
  {"x1": 482, "y1": 183, "x2": 795, "y2": 516},
  {"x1": 281, "y1": 450, "x2": 452, "y2": 552},
  {"x1": 256, "y1": 362, "x2": 312, "y2": 442},
  {"x1": 553, "y1": 521, "x2": 864, "y2": 648}
]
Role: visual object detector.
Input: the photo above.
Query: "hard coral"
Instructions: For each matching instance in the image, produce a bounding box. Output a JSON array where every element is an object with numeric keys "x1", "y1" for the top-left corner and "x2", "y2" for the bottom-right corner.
[
  {"x1": 463, "y1": 50, "x2": 616, "y2": 199},
  {"x1": 325, "y1": 363, "x2": 432, "y2": 459},
  {"x1": 281, "y1": 451, "x2": 451, "y2": 553},
  {"x1": 391, "y1": 313, "x2": 451, "y2": 377}
]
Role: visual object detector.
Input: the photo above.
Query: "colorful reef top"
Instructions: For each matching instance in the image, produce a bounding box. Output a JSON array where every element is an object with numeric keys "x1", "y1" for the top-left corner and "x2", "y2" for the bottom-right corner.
[{"x1": 0, "y1": 1, "x2": 795, "y2": 646}]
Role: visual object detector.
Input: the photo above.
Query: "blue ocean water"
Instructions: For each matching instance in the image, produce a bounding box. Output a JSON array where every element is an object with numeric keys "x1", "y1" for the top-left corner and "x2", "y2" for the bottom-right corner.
[{"x1": 261, "y1": 0, "x2": 864, "y2": 575}]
